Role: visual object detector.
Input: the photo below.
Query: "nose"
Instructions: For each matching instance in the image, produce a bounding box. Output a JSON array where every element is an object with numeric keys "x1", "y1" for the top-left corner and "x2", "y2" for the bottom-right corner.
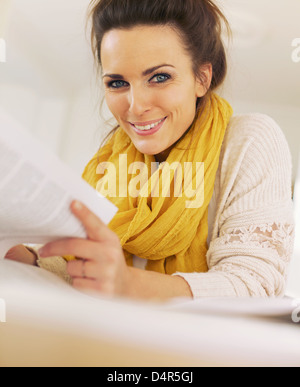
[{"x1": 127, "y1": 86, "x2": 151, "y2": 116}]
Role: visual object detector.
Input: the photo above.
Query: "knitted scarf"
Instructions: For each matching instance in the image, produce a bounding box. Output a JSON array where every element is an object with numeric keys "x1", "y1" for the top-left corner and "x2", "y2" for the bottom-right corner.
[{"x1": 81, "y1": 93, "x2": 233, "y2": 275}]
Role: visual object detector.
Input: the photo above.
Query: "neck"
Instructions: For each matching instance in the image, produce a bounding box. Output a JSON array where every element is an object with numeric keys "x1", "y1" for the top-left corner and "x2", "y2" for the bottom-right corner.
[{"x1": 154, "y1": 151, "x2": 169, "y2": 164}]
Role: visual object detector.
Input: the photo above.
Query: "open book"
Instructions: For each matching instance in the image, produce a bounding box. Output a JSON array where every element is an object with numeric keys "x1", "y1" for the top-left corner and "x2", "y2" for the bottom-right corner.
[{"x1": 0, "y1": 108, "x2": 118, "y2": 258}]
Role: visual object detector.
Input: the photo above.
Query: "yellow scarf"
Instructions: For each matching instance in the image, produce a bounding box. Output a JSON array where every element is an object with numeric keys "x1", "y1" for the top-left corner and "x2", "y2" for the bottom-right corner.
[{"x1": 80, "y1": 93, "x2": 232, "y2": 275}]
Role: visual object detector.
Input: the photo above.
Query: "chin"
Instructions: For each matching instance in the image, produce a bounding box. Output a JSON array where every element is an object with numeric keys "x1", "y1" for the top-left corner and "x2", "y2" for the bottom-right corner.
[{"x1": 135, "y1": 144, "x2": 165, "y2": 157}]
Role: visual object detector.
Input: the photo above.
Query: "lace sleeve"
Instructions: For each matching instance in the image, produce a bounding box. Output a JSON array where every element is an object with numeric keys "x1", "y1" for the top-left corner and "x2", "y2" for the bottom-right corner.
[
  {"x1": 217, "y1": 223, "x2": 294, "y2": 263},
  {"x1": 205, "y1": 221, "x2": 295, "y2": 297},
  {"x1": 174, "y1": 219, "x2": 295, "y2": 299}
]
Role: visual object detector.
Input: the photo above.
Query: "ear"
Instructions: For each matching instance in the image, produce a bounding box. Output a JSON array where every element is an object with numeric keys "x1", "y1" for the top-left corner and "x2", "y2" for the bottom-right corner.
[{"x1": 195, "y1": 63, "x2": 213, "y2": 98}]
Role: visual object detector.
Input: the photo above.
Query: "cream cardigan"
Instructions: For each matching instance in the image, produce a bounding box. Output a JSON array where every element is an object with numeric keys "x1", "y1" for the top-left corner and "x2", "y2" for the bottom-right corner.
[{"x1": 37, "y1": 113, "x2": 295, "y2": 298}]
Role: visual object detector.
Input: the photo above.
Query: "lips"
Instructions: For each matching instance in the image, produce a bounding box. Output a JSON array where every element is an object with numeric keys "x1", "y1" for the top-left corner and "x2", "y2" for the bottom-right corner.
[
  {"x1": 130, "y1": 117, "x2": 165, "y2": 130},
  {"x1": 129, "y1": 117, "x2": 167, "y2": 136}
]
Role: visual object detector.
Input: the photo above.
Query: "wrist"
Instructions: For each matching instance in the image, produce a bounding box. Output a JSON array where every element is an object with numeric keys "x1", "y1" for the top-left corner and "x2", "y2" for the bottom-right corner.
[
  {"x1": 123, "y1": 266, "x2": 138, "y2": 298},
  {"x1": 125, "y1": 266, "x2": 193, "y2": 301}
]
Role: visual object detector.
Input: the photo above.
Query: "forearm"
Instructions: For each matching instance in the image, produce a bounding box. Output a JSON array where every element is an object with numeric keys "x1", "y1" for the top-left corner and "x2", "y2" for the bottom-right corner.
[{"x1": 126, "y1": 267, "x2": 193, "y2": 301}]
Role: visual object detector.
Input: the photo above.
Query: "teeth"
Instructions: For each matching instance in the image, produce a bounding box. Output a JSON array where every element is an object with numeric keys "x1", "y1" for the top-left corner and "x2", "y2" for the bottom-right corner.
[{"x1": 134, "y1": 118, "x2": 165, "y2": 131}]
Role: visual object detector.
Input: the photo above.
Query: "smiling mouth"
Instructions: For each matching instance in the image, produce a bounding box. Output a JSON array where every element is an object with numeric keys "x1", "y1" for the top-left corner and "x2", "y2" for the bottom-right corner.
[{"x1": 131, "y1": 117, "x2": 167, "y2": 131}]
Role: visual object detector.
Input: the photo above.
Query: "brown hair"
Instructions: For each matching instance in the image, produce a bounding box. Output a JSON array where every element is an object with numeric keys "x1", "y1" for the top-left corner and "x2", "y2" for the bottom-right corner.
[{"x1": 87, "y1": 0, "x2": 230, "y2": 144}]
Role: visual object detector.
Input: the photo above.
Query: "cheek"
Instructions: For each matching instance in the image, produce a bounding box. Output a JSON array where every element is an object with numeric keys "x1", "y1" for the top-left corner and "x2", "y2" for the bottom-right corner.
[
  {"x1": 164, "y1": 85, "x2": 197, "y2": 121},
  {"x1": 105, "y1": 93, "x2": 127, "y2": 118}
]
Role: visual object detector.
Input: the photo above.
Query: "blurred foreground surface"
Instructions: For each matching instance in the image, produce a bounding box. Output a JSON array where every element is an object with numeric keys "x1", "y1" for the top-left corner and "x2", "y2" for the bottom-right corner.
[{"x1": 0, "y1": 260, "x2": 300, "y2": 367}]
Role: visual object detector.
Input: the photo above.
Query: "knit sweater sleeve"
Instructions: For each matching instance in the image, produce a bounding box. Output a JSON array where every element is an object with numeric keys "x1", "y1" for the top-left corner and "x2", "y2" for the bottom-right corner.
[{"x1": 174, "y1": 114, "x2": 295, "y2": 298}]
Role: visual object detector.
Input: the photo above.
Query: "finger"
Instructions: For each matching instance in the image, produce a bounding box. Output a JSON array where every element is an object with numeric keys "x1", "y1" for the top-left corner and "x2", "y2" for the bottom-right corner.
[
  {"x1": 68, "y1": 259, "x2": 116, "y2": 282},
  {"x1": 67, "y1": 259, "x2": 100, "y2": 279},
  {"x1": 38, "y1": 238, "x2": 108, "y2": 261},
  {"x1": 71, "y1": 200, "x2": 118, "y2": 243}
]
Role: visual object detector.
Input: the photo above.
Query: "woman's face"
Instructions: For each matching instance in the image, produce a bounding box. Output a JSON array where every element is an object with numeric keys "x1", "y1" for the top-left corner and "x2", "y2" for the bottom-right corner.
[{"x1": 101, "y1": 25, "x2": 211, "y2": 162}]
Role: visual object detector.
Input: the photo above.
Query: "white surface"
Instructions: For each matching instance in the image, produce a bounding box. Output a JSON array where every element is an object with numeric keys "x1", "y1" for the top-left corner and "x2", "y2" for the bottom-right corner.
[
  {"x1": 168, "y1": 296, "x2": 299, "y2": 319},
  {"x1": 0, "y1": 259, "x2": 300, "y2": 367},
  {"x1": 0, "y1": 38, "x2": 6, "y2": 63}
]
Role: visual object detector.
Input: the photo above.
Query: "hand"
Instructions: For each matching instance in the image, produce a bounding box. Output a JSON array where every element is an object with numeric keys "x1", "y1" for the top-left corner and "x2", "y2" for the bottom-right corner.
[
  {"x1": 38, "y1": 201, "x2": 131, "y2": 297},
  {"x1": 5, "y1": 245, "x2": 38, "y2": 266}
]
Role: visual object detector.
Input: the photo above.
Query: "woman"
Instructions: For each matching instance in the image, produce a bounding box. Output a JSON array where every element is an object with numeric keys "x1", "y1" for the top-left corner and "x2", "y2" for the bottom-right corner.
[{"x1": 6, "y1": 0, "x2": 295, "y2": 300}]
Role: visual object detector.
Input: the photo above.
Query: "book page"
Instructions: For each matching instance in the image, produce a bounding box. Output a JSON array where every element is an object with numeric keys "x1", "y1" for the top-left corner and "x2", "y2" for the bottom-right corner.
[{"x1": 0, "y1": 108, "x2": 118, "y2": 257}]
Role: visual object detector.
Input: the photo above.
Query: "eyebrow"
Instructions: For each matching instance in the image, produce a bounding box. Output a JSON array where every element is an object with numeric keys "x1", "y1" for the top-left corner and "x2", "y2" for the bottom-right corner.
[{"x1": 102, "y1": 64, "x2": 175, "y2": 79}]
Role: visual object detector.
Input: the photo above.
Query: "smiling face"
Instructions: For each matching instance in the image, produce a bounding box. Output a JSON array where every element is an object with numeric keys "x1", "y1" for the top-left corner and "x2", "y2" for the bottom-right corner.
[{"x1": 101, "y1": 25, "x2": 211, "y2": 162}]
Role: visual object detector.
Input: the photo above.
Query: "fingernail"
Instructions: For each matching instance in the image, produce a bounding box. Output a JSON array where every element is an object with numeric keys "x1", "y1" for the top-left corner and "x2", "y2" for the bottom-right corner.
[{"x1": 73, "y1": 200, "x2": 83, "y2": 211}]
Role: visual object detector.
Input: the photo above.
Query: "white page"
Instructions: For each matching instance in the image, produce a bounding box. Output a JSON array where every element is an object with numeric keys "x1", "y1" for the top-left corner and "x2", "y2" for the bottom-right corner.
[{"x1": 0, "y1": 108, "x2": 118, "y2": 257}]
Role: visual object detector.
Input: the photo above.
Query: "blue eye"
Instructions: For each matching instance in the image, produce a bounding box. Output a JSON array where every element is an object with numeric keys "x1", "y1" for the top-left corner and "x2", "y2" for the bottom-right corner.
[
  {"x1": 108, "y1": 80, "x2": 128, "y2": 89},
  {"x1": 151, "y1": 73, "x2": 171, "y2": 83}
]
